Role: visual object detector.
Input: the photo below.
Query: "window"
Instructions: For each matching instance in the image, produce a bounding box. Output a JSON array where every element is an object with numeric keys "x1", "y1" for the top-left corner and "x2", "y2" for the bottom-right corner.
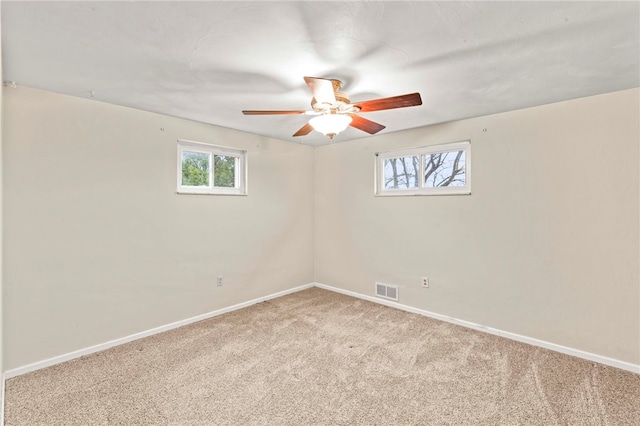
[
  {"x1": 375, "y1": 141, "x2": 470, "y2": 196},
  {"x1": 177, "y1": 140, "x2": 246, "y2": 195}
]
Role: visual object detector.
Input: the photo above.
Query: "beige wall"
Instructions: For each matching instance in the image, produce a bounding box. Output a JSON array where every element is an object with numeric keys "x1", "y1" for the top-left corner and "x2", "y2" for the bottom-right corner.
[
  {"x1": 314, "y1": 88, "x2": 640, "y2": 364},
  {"x1": 3, "y1": 86, "x2": 314, "y2": 370},
  {"x1": 1, "y1": 3, "x2": 4, "y2": 409},
  {"x1": 3, "y1": 85, "x2": 638, "y2": 372}
]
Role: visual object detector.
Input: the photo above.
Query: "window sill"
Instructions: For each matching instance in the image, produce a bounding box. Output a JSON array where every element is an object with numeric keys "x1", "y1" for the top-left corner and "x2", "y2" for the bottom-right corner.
[
  {"x1": 176, "y1": 191, "x2": 248, "y2": 196},
  {"x1": 375, "y1": 189, "x2": 471, "y2": 197}
]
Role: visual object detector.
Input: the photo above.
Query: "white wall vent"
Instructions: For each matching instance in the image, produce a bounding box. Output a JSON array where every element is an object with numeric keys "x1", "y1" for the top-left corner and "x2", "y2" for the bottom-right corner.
[{"x1": 375, "y1": 282, "x2": 399, "y2": 301}]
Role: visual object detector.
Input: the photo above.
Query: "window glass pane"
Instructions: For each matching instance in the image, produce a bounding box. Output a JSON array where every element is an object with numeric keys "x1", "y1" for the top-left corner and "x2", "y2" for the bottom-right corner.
[
  {"x1": 423, "y1": 150, "x2": 466, "y2": 187},
  {"x1": 383, "y1": 156, "x2": 420, "y2": 189},
  {"x1": 181, "y1": 151, "x2": 210, "y2": 187},
  {"x1": 213, "y1": 155, "x2": 236, "y2": 188}
]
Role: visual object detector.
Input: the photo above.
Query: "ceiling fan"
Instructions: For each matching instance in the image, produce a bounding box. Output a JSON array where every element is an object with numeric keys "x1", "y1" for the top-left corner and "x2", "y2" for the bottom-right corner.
[{"x1": 242, "y1": 76, "x2": 423, "y2": 140}]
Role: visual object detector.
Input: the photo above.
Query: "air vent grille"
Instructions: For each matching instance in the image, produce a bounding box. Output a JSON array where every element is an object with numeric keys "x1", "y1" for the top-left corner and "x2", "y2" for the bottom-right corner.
[{"x1": 375, "y1": 282, "x2": 399, "y2": 301}]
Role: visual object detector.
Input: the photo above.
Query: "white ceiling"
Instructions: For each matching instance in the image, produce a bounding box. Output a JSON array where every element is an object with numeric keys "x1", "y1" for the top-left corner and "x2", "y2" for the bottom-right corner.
[{"x1": 2, "y1": 1, "x2": 639, "y2": 146}]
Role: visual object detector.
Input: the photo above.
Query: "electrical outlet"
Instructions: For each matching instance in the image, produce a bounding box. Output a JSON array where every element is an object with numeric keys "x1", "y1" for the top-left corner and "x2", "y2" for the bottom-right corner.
[
  {"x1": 217, "y1": 276, "x2": 223, "y2": 286},
  {"x1": 421, "y1": 277, "x2": 429, "y2": 288}
]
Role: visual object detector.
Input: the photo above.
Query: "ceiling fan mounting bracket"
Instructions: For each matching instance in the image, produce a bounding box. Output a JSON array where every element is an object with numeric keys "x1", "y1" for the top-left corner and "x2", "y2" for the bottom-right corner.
[{"x1": 330, "y1": 79, "x2": 343, "y2": 91}]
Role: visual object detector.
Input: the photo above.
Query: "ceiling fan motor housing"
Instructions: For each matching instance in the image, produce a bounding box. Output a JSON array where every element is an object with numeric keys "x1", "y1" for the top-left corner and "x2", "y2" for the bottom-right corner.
[{"x1": 311, "y1": 89, "x2": 356, "y2": 114}]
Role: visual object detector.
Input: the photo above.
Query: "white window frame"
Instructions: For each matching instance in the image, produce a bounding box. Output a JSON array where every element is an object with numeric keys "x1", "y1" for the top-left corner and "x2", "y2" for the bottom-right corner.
[
  {"x1": 375, "y1": 140, "x2": 471, "y2": 196},
  {"x1": 177, "y1": 139, "x2": 247, "y2": 195}
]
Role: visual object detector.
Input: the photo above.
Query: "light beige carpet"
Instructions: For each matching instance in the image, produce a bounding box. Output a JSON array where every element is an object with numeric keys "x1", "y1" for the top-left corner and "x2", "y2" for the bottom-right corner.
[{"x1": 5, "y1": 288, "x2": 640, "y2": 425}]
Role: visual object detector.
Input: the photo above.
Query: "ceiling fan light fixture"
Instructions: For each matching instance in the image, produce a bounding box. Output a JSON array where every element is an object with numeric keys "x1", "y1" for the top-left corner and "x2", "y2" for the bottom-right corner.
[
  {"x1": 243, "y1": 76, "x2": 422, "y2": 139},
  {"x1": 309, "y1": 114, "x2": 352, "y2": 139}
]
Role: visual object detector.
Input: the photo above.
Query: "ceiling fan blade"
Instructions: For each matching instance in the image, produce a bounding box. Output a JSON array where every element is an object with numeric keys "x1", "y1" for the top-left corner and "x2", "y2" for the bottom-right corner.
[
  {"x1": 304, "y1": 76, "x2": 336, "y2": 106},
  {"x1": 242, "y1": 110, "x2": 307, "y2": 115},
  {"x1": 293, "y1": 123, "x2": 314, "y2": 137},
  {"x1": 354, "y1": 93, "x2": 422, "y2": 113},
  {"x1": 349, "y1": 114, "x2": 386, "y2": 134}
]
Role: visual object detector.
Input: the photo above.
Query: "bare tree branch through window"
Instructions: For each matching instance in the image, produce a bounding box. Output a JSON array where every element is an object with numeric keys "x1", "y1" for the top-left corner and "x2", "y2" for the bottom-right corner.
[{"x1": 377, "y1": 141, "x2": 470, "y2": 196}]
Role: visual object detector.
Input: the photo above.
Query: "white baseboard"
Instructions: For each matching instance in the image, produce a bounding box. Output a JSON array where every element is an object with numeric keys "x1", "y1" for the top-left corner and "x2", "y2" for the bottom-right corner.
[
  {"x1": 5, "y1": 281, "x2": 638, "y2": 380},
  {"x1": 314, "y1": 282, "x2": 640, "y2": 375},
  {"x1": 3, "y1": 283, "x2": 315, "y2": 380}
]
